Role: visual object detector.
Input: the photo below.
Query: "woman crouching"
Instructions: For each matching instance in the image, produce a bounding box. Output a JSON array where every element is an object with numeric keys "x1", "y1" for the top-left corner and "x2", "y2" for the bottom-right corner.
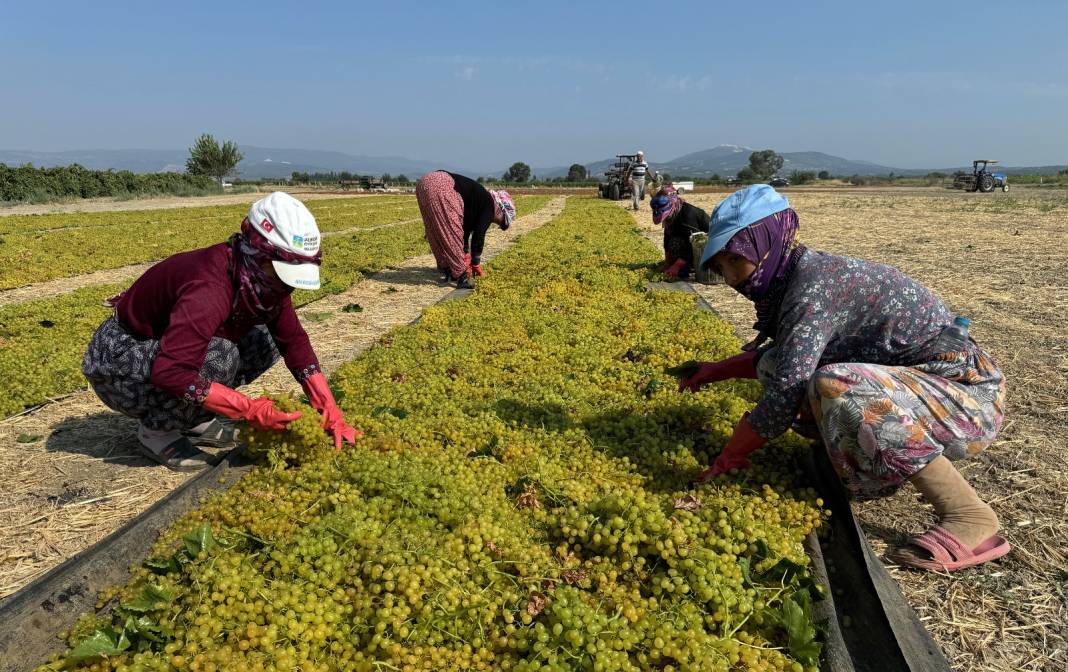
[
  {"x1": 82, "y1": 192, "x2": 360, "y2": 470},
  {"x1": 679, "y1": 185, "x2": 1009, "y2": 572},
  {"x1": 650, "y1": 184, "x2": 710, "y2": 280}
]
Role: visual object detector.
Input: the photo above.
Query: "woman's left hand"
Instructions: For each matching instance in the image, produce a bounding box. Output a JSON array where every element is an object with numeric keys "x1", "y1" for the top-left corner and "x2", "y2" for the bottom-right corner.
[
  {"x1": 319, "y1": 406, "x2": 364, "y2": 450},
  {"x1": 694, "y1": 414, "x2": 765, "y2": 484},
  {"x1": 303, "y1": 372, "x2": 363, "y2": 450}
]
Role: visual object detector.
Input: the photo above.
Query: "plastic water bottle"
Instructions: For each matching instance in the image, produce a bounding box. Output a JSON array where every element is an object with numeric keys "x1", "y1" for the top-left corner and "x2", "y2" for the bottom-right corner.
[{"x1": 933, "y1": 316, "x2": 971, "y2": 353}]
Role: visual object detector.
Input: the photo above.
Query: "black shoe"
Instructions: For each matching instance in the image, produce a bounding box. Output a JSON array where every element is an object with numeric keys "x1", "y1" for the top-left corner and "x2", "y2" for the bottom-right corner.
[
  {"x1": 455, "y1": 273, "x2": 475, "y2": 289},
  {"x1": 139, "y1": 436, "x2": 219, "y2": 472},
  {"x1": 183, "y1": 419, "x2": 240, "y2": 449}
]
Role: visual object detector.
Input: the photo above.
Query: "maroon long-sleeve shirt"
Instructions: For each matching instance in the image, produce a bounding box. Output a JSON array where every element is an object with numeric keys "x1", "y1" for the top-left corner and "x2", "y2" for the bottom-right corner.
[{"x1": 114, "y1": 243, "x2": 319, "y2": 402}]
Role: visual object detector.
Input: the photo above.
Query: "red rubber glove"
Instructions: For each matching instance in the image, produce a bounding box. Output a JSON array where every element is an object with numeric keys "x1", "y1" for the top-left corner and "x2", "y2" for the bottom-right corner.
[
  {"x1": 678, "y1": 351, "x2": 758, "y2": 392},
  {"x1": 471, "y1": 263, "x2": 485, "y2": 277},
  {"x1": 202, "y1": 383, "x2": 301, "y2": 432},
  {"x1": 695, "y1": 414, "x2": 766, "y2": 482},
  {"x1": 665, "y1": 258, "x2": 687, "y2": 279},
  {"x1": 465, "y1": 252, "x2": 472, "y2": 273},
  {"x1": 302, "y1": 372, "x2": 362, "y2": 450}
]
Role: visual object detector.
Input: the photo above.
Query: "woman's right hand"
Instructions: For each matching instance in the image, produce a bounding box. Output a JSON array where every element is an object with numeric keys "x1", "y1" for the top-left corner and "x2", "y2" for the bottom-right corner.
[
  {"x1": 203, "y1": 383, "x2": 301, "y2": 432},
  {"x1": 676, "y1": 351, "x2": 759, "y2": 392},
  {"x1": 678, "y1": 362, "x2": 725, "y2": 392}
]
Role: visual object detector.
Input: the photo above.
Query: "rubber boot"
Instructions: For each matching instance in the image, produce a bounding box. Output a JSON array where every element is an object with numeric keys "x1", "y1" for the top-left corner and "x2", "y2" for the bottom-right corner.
[{"x1": 908, "y1": 455, "x2": 999, "y2": 549}]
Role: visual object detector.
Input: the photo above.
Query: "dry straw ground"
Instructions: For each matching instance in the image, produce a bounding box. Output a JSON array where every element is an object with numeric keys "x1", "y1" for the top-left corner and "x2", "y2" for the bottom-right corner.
[
  {"x1": 633, "y1": 186, "x2": 1068, "y2": 672},
  {"x1": 0, "y1": 197, "x2": 566, "y2": 599}
]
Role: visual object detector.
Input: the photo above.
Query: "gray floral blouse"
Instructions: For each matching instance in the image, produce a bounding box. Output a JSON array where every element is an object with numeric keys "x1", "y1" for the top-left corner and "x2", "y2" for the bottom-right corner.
[{"x1": 749, "y1": 250, "x2": 957, "y2": 438}]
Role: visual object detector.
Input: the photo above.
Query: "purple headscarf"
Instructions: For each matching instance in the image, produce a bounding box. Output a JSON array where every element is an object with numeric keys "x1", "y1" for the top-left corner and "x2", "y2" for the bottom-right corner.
[
  {"x1": 722, "y1": 208, "x2": 806, "y2": 347},
  {"x1": 651, "y1": 184, "x2": 683, "y2": 225},
  {"x1": 227, "y1": 218, "x2": 321, "y2": 323}
]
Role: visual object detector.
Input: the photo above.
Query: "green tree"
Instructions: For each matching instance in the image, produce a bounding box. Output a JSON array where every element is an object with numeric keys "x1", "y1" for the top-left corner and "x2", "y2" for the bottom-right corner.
[
  {"x1": 186, "y1": 134, "x2": 243, "y2": 184},
  {"x1": 566, "y1": 163, "x2": 588, "y2": 181},
  {"x1": 503, "y1": 162, "x2": 531, "y2": 183},
  {"x1": 817, "y1": 170, "x2": 831, "y2": 180},
  {"x1": 736, "y1": 166, "x2": 758, "y2": 183},
  {"x1": 395, "y1": 174, "x2": 410, "y2": 184},
  {"x1": 747, "y1": 149, "x2": 784, "y2": 181},
  {"x1": 789, "y1": 170, "x2": 817, "y2": 185}
]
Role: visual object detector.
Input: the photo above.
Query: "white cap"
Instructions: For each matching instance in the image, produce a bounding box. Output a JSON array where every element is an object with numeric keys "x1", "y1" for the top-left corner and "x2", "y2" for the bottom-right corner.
[
  {"x1": 637, "y1": 150, "x2": 644, "y2": 156},
  {"x1": 246, "y1": 192, "x2": 322, "y2": 290}
]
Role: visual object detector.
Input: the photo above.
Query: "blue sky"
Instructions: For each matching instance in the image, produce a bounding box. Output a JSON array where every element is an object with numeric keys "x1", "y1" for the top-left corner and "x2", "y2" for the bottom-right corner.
[{"x1": 2, "y1": 1, "x2": 1066, "y2": 170}]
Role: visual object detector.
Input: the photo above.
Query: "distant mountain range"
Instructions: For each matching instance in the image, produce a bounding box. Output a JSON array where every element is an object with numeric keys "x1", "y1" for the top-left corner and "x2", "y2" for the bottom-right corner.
[
  {"x1": 1, "y1": 145, "x2": 1064, "y2": 179},
  {"x1": 0, "y1": 147, "x2": 467, "y2": 180},
  {"x1": 537, "y1": 146, "x2": 1067, "y2": 179}
]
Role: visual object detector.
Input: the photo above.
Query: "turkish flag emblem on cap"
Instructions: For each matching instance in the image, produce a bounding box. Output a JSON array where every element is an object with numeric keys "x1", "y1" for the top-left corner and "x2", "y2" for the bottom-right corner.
[{"x1": 261, "y1": 218, "x2": 274, "y2": 233}]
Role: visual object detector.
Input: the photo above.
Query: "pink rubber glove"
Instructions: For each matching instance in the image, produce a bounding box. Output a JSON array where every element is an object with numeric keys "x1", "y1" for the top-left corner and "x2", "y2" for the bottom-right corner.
[
  {"x1": 695, "y1": 414, "x2": 766, "y2": 482},
  {"x1": 302, "y1": 373, "x2": 362, "y2": 450},
  {"x1": 465, "y1": 252, "x2": 473, "y2": 273},
  {"x1": 202, "y1": 383, "x2": 301, "y2": 432},
  {"x1": 665, "y1": 258, "x2": 687, "y2": 279},
  {"x1": 471, "y1": 263, "x2": 485, "y2": 277},
  {"x1": 677, "y1": 351, "x2": 758, "y2": 392}
]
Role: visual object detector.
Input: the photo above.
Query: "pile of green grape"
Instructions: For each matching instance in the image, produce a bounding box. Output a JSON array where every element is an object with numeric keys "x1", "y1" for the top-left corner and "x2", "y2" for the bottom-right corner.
[{"x1": 39, "y1": 197, "x2": 826, "y2": 672}]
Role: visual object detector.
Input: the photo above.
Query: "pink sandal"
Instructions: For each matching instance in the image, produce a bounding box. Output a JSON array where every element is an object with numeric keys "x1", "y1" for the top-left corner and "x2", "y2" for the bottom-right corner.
[{"x1": 889, "y1": 526, "x2": 1011, "y2": 572}]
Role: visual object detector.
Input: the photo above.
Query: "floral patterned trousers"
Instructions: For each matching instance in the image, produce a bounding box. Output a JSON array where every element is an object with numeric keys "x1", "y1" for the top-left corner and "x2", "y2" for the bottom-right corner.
[
  {"x1": 757, "y1": 346, "x2": 1006, "y2": 500},
  {"x1": 82, "y1": 317, "x2": 280, "y2": 432}
]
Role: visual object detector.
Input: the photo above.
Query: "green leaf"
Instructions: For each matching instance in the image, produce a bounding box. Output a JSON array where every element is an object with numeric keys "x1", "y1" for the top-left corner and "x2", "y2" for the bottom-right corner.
[
  {"x1": 467, "y1": 435, "x2": 500, "y2": 461},
  {"x1": 371, "y1": 405, "x2": 408, "y2": 419},
  {"x1": 121, "y1": 615, "x2": 171, "y2": 643},
  {"x1": 664, "y1": 360, "x2": 701, "y2": 377},
  {"x1": 342, "y1": 303, "x2": 364, "y2": 313},
  {"x1": 16, "y1": 433, "x2": 43, "y2": 443},
  {"x1": 143, "y1": 554, "x2": 182, "y2": 576},
  {"x1": 66, "y1": 626, "x2": 130, "y2": 664},
  {"x1": 640, "y1": 377, "x2": 664, "y2": 398},
  {"x1": 738, "y1": 556, "x2": 753, "y2": 586},
  {"x1": 121, "y1": 583, "x2": 175, "y2": 613},
  {"x1": 182, "y1": 522, "x2": 217, "y2": 557},
  {"x1": 779, "y1": 592, "x2": 822, "y2": 666}
]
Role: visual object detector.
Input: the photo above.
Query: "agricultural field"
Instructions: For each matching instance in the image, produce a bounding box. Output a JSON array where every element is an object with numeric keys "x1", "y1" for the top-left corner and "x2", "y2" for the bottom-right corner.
[
  {"x1": 0, "y1": 195, "x2": 550, "y2": 418},
  {"x1": 1, "y1": 187, "x2": 1064, "y2": 672},
  {"x1": 31, "y1": 197, "x2": 827, "y2": 672}
]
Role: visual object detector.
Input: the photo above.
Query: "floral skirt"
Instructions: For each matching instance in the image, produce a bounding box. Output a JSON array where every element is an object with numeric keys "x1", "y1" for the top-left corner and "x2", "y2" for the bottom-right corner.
[
  {"x1": 82, "y1": 317, "x2": 279, "y2": 432},
  {"x1": 416, "y1": 171, "x2": 467, "y2": 278},
  {"x1": 757, "y1": 346, "x2": 1006, "y2": 499}
]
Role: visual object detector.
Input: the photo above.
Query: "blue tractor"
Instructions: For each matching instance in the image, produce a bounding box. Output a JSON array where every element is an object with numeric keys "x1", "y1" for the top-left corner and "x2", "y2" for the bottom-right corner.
[{"x1": 952, "y1": 159, "x2": 1009, "y2": 192}]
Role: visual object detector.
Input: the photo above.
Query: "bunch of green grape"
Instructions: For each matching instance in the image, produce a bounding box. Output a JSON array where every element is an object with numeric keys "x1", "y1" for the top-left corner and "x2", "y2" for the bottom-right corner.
[{"x1": 243, "y1": 396, "x2": 331, "y2": 468}]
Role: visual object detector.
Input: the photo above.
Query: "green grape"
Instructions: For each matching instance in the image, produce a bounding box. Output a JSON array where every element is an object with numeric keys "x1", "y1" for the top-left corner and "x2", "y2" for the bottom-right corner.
[{"x1": 40, "y1": 197, "x2": 825, "y2": 672}]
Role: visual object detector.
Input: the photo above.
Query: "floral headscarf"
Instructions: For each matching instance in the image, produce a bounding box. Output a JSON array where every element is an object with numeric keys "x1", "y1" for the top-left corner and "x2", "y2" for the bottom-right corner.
[
  {"x1": 490, "y1": 190, "x2": 516, "y2": 230},
  {"x1": 651, "y1": 185, "x2": 683, "y2": 225}
]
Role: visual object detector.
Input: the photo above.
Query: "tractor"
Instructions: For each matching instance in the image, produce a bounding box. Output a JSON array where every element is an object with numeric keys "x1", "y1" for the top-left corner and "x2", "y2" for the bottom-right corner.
[
  {"x1": 598, "y1": 154, "x2": 638, "y2": 200},
  {"x1": 952, "y1": 160, "x2": 1009, "y2": 193}
]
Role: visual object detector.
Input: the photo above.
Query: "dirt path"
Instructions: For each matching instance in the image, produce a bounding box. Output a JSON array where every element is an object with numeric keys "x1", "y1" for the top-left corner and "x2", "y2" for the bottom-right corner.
[
  {"x1": 627, "y1": 192, "x2": 1068, "y2": 672},
  {"x1": 0, "y1": 218, "x2": 423, "y2": 308},
  {"x1": 0, "y1": 190, "x2": 376, "y2": 217},
  {"x1": 0, "y1": 197, "x2": 566, "y2": 599}
]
